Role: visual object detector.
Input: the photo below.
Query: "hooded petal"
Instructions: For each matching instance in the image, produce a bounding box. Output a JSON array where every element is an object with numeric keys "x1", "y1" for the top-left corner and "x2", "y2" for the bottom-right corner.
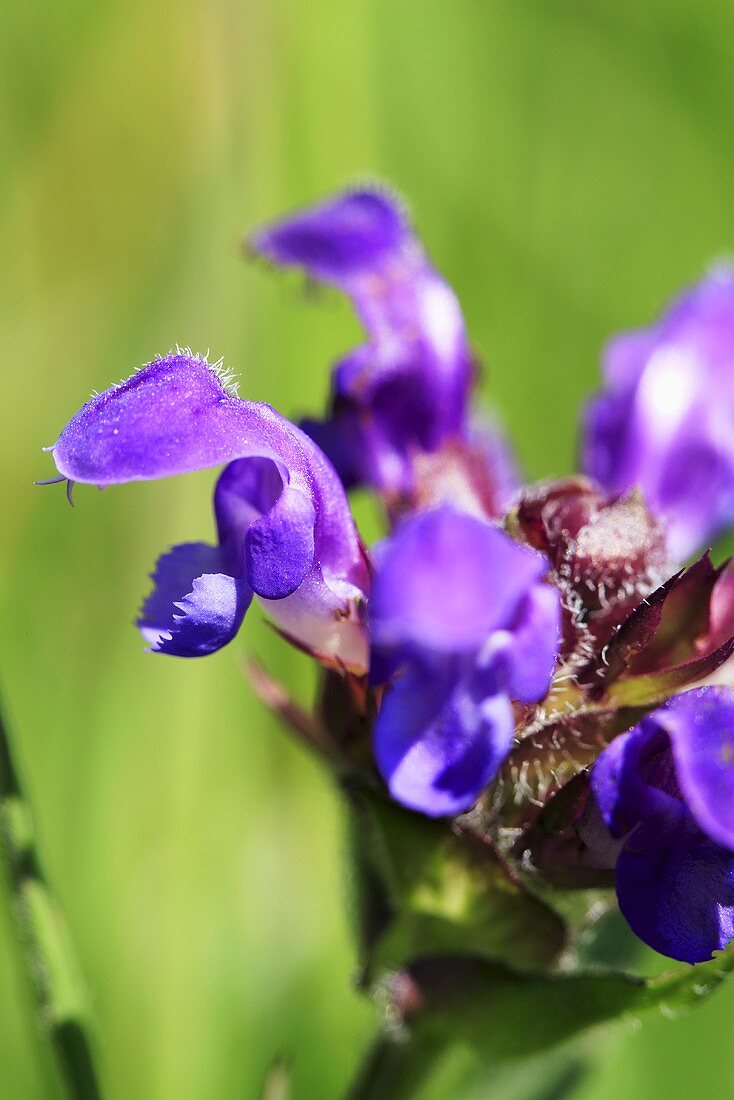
[
  {"x1": 249, "y1": 189, "x2": 406, "y2": 282},
  {"x1": 138, "y1": 542, "x2": 251, "y2": 657},
  {"x1": 582, "y1": 268, "x2": 734, "y2": 561},
  {"x1": 51, "y1": 354, "x2": 361, "y2": 578},
  {"x1": 250, "y1": 188, "x2": 473, "y2": 492},
  {"x1": 374, "y1": 657, "x2": 514, "y2": 817}
]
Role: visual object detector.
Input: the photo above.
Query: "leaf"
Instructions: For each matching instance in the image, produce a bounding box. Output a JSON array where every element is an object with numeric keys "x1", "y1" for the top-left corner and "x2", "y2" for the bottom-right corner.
[
  {"x1": 606, "y1": 636, "x2": 734, "y2": 707},
  {"x1": 345, "y1": 783, "x2": 566, "y2": 982},
  {"x1": 389, "y1": 946, "x2": 734, "y2": 1063},
  {"x1": 625, "y1": 554, "x2": 718, "y2": 671},
  {"x1": 516, "y1": 772, "x2": 616, "y2": 890},
  {"x1": 586, "y1": 570, "x2": 681, "y2": 693},
  {"x1": 463, "y1": 1051, "x2": 590, "y2": 1100},
  {"x1": 1, "y1": 709, "x2": 103, "y2": 1100},
  {"x1": 587, "y1": 554, "x2": 733, "y2": 700},
  {"x1": 346, "y1": 1023, "x2": 589, "y2": 1100}
]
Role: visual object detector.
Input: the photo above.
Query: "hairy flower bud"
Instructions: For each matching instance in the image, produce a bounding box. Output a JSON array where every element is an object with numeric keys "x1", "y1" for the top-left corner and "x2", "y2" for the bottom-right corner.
[{"x1": 512, "y1": 477, "x2": 669, "y2": 657}]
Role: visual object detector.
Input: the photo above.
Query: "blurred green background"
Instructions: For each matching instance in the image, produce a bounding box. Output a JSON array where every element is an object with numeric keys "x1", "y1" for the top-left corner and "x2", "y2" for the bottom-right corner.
[{"x1": 3, "y1": 1, "x2": 734, "y2": 1097}]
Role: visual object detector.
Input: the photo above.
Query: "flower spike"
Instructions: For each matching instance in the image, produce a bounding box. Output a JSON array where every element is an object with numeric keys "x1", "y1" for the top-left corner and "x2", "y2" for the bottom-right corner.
[{"x1": 42, "y1": 186, "x2": 734, "y2": 997}]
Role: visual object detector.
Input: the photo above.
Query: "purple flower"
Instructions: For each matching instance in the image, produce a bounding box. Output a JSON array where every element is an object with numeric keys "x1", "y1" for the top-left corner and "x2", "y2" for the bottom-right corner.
[
  {"x1": 249, "y1": 189, "x2": 474, "y2": 493},
  {"x1": 591, "y1": 687, "x2": 734, "y2": 963},
  {"x1": 369, "y1": 506, "x2": 561, "y2": 816},
  {"x1": 582, "y1": 268, "x2": 734, "y2": 562},
  {"x1": 49, "y1": 353, "x2": 370, "y2": 671}
]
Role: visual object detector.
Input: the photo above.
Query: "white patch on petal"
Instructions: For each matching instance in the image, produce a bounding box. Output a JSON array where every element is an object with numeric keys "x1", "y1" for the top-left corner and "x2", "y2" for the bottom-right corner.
[
  {"x1": 417, "y1": 280, "x2": 464, "y2": 363},
  {"x1": 637, "y1": 345, "x2": 699, "y2": 443}
]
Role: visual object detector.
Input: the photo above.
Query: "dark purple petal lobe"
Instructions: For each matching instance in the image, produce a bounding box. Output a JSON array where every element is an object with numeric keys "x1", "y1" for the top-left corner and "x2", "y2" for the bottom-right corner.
[
  {"x1": 244, "y1": 485, "x2": 315, "y2": 599},
  {"x1": 138, "y1": 542, "x2": 252, "y2": 657},
  {"x1": 615, "y1": 816, "x2": 734, "y2": 964},
  {"x1": 374, "y1": 659, "x2": 515, "y2": 818},
  {"x1": 591, "y1": 688, "x2": 734, "y2": 962}
]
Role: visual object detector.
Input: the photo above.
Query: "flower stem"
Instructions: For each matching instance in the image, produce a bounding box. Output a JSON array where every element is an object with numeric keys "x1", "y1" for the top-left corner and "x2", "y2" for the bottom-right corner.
[
  {"x1": 345, "y1": 1027, "x2": 591, "y2": 1100},
  {"x1": 0, "y1": 705, "x2": 103, "y2": 1100},
  {"x1": 345, "y1": 1031, "x2": 446, "y2": 1100}
]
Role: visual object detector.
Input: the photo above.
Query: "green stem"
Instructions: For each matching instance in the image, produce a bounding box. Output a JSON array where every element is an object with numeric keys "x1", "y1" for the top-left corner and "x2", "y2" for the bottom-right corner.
[
  {"x1": 345, "y1": 1030, "x2": 446, "y2": 1100},
  {"x1": 0, "y1": 705, "x2": 103, "y2": 1100},
  {"x1": 345, "y1": 1027, "x2": 590, "y2": 1100}
]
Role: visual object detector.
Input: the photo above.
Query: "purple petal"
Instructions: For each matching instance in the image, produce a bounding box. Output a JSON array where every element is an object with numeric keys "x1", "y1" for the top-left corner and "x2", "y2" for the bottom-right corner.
[
  {"x1": 591, "y1": 688, "x2": 734, "y2": 961},
  {"x1": 581, "y1": 267, "x2": 734, "y2": 561},
  {"x1": 214, "y1": 456, "x2": 285, "y2": 573},
  {"x1": 250, "y1": 189, "x2": 407, "y2": 281},
  {"x1": 49, "y1": 355, "x2": 369, "y2": 671},
  {"x1": 369, "y1": 507, "x2": 549, "y2": 657},
  {"x1": 251, "y1": 188, "x2": 473, "y2": 492},
  {"x1": 662, "y1": 687, "x2": 734, "y2": 851},
  {"x1": 244, "y1": 485, "x2": 315, "y2": 600},
  {"x1": 615, "y1": 814, "x2": 734, "y2": 963},
  {"x1": 479, "y1": 583, "x2": 562, "y2": 704},
  {"x1": 591, "y1": 720, "x2": 681, "y2": 839},
  {"x1": 138, "y1": 542, "x2": 251, "y2": 657},
  {"x1": 374, "y1": 658, "x2": 514, "y2": 817},
  {"x1": 212, "y1": 455, "x2": 367, "y2": 667},
  {"x1": 51, "y1": 355, "x2": 363, "y2": 586}
]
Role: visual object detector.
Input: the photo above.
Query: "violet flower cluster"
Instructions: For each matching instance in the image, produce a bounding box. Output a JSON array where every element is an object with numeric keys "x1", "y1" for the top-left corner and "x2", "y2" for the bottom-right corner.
[{"x1": 44, "y1": 188, "x2": 734, "y2": 968}]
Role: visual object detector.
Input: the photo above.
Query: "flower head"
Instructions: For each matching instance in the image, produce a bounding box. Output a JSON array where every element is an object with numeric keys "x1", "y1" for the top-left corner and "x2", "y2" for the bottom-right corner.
[{"x1": 582, "y1": 267, "x2": 734, "y2": 561}]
